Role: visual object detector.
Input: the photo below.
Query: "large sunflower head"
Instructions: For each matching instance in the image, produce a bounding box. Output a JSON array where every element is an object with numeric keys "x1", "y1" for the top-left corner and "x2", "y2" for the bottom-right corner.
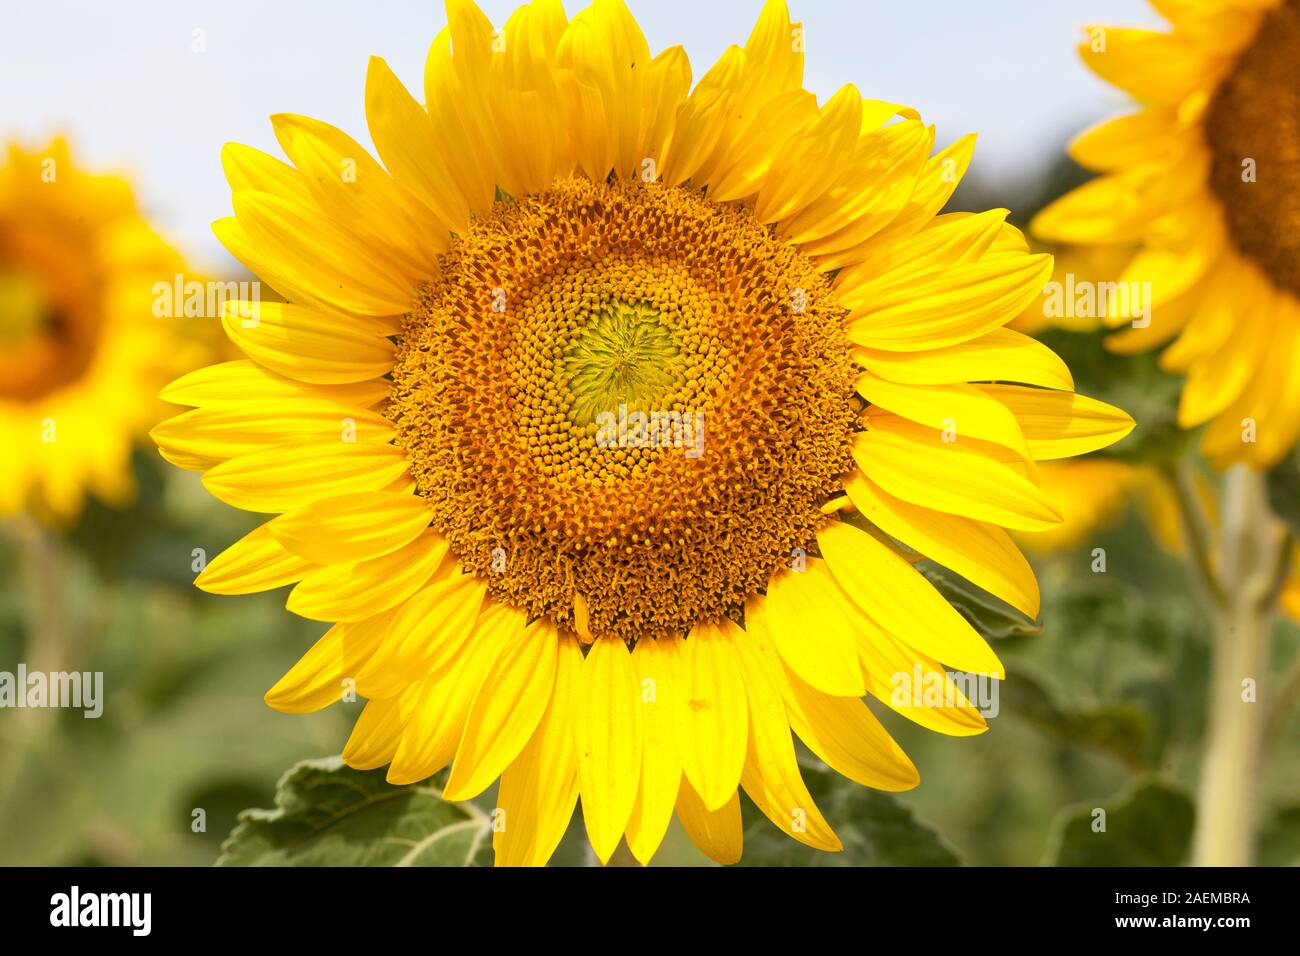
[
  {"x1": 156, "y1": 0, "x2": 1133, "y2": 866},
  {"x1": 1033, "y1": 0, "x2": 1300, "y2": 469},
  {"x1": 0, "y1": 137, "x2": 196, "y2": 520}
]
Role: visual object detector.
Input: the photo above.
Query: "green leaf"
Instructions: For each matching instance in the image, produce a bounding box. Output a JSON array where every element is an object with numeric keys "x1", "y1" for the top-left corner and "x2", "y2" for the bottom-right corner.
[
  {"x1": 739, "y1": 762, "x2": 960, "y2": 866},
  {"x1": 217, "y1": 757, "x2": 492, "y2": 866},
  {"x1": 1002, "y1": 664, "x2": 1155, "y2": 772},
  {"x1": 1266, "y1": 450, "x2": 1300, "y2": 537},
  {"x1": 1045, "y1": 778, "x2": 1194, "y2": 866},
  {"x1": 917, "y1": 562, "x2": 1042, "y2": 641},
  {"x1": 1258, "y1": 804, "x2": 1300, "y2": 867}
]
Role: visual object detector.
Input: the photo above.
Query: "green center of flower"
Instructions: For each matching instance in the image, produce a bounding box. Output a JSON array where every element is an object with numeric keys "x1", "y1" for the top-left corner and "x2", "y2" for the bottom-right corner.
[
  {"x1": 562, "y1": 301, "x2": 681, "y2": 425},
  {"x1": 0, "y1": 267, "x2": 50, "y2": 346}
]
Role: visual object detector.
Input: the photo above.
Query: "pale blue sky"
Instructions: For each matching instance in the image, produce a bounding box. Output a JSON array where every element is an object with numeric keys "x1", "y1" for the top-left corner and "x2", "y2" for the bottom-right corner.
[{"x1": 0, "y1": 0, "x2": 1161, "y2": 269}]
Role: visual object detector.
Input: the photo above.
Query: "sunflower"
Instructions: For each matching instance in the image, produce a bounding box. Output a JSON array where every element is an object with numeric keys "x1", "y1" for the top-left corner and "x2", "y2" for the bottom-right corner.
[
  {"x1": 1033, "y1": 0, "x2": 1300, "y2": 469},
  {"x1": 0, "y1": 139, "x2": 196, "y2": 520},
  {"x1": 1012, "y1": 459, "x2": 1195, "y2": 556},
  {"x1": 155, "y1": 0, "x2": 1133, "y2": 866}
]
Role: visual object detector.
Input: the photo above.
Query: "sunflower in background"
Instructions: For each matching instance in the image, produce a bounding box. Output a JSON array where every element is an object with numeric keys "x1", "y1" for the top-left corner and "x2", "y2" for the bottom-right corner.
[
  {"x1": 155, "y1": 0, "x2": 1134, "y2": 866},
  {"x1": 1033, "y1": 0, "x2": 1300, "y2": 468},
  {"x1": 0, "y1": 138, "x2": 198, "y2": 521}
]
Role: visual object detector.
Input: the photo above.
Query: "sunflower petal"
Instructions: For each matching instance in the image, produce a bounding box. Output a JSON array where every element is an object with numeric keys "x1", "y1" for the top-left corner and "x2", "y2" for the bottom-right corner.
[
  {"x1": 493, "y1": 633, "x2": 584, "y2": 867},
  {"x1": 445, "y1": 616, "x2": 558, "y2": 801},
  {"x1": 675, "y1": 620, "x2": 748, "y2": 811},
  {"x1": 575, "y1": 637, "x2": 643, "y2": 864}
]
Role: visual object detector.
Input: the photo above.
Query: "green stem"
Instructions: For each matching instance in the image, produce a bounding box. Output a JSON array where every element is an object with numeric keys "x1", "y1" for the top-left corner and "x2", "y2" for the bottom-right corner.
[
  {"x1": 1191, "y1": 464, "x2": 1279, "y2": 867},
  {"x1": 1166, "y1": 459, "x2": 1224, "y2": 605},
  {"x1": 0, "y1": 518, "x2": 70, "y2": 813}
]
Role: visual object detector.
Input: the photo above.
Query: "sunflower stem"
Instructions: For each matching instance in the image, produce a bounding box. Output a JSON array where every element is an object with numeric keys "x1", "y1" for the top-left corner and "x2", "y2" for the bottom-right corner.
[
  {"x1": 1166, "y1": 458, "x2": 1224, "y2": 606},
  {"x1": 1191, "y1": 464, "x2": 1280, "y2": 867},
  {"x1": 0, "y1": 518, "x2": 70, "y2": 810}
]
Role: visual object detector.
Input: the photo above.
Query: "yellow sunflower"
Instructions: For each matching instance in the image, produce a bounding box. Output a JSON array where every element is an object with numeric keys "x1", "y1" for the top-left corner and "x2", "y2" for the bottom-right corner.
[
  {"x1": 1033, "y1": 0, "x2": 1300, "y2": 469},
  {"x1": 0, "y1": 138, "x2": 196, "y2": 520},
  {"x1": 1012, "y1": 459, "x2": 1196, "y2": 556},
  {"x1": 155, "y1": 0, "x2": 1134, "y2": 866}
]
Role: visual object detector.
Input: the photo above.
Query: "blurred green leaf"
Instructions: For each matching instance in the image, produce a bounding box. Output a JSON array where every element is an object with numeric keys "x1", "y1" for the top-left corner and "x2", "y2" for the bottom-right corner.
[
  {"x1": 1266, "y1": 451, "x2": 1300, "y2": 537},
  {"x1": 218, "y1": 757, "x2": 492, "y2": 866},
  {"x1": 918, "y1": 562, "x2": 1042, "y2": 641},
  {"x1": 1258, "y1": 803, "x2": 1300, "y2": 867},
  {"x1": 739, "y1": 762, "x2": 960, "y2": 866},
  {"x1": 1003, "y1": 664, "x2": 1155, "y2": 772},
  {"x1": 1045, "y1": 779, "x2": 1194, "y2": 866}
]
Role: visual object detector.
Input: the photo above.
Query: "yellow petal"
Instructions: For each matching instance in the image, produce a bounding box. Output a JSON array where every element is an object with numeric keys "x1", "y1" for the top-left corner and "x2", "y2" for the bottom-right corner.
[
  {"x1": 221, "y1": 142, "x2": 311, "y2": 202},
  {"x1": 494, "y1": 633, "x2": 583, "y2": 867},
  {"x1": 265, "y1": 611, "x2": 394, "y2": 714},
  {"x1": 843, "y1": 599, "x2": 989, "y2": 737},
  {"x1": 976, "y1": 384, "x2": 1136, "y2": 460},
  {"x1": 781, "y1": 118, "x2": 932, "y2": 253},
  {"x1": 675, "y1": 779, "x2": 743, "y2": 866},
  {"x1": 195, "y1": 520, "x2": 315, "y2": 595},
  {"x1": 857, "y1": 371, "x2": 1032, "y2": 461},
  {"x1": 387, "y1": 601, "x2": 526, "y2": 785},
  {"x1": 842, "y1": 472, "x2": 1039, "y2": 618},
  {"x1": 869, "y1": 133, "x2": 976, "y2": 243},
  {"x1": 201, "y1": 441, "x2": 411, "y2": 513},
  {"x1": 836, "y1": 208, "x2": 1006, "y2": 291},
  {"x1": 744, "y1": 596, "x2": 918, "y2": 790},
  {"x1": 232, "y1": 190, "x2": 416, "y2": 315},
  {"x1": 754, "y1": 84, "x2": 862, "y2": 224},
  {"x1": 160, "y1": 360, "x2": 390, "y2": 411},
  {"x1": 853, "y1": 425, "x2": 1062, "y2": 531},
  {"x1": 847, "y1": 254, "x2": 1054, "y2": 351},
  {"x1": 817, "y1": 520, "x2": 1004, "y2": 677},
  {"x1": 853, "y1": 327, "x2": 1073, "y2": 391},
  {"x1": 1078, "y1": 28, "x2": 1224, "y2": 105},
  {"x1": 760, "y1": 561, "x2": 866, "y2": 697},
  {"x1": 355, "y1": 571, "x2": 487, "y2": 699},
  {"x1": 269, "y1": 491, "x2": 430, "y2": 564},
  {"x1": 675, "y1": 620, "x2": 748, "y2": 812},
  {"x1": 285, "y1": 529, "x2": 449, "y2": 622},
  {"x1": 1068, "y1": 108, "x2": 1185, "y2": 172},
  {"x1": 342, "y1": 697, "x2": 404, "y2": 770},
  {"x1": 152, "y1": 403, "x2": 393, "y2": 465},
  {"x1": 445, "y1": 616, "x2": 559, "y2": 801},
  {"x1": 733, "y1": 608, "x2": 842, "y2": 851},
  {"x1": 625, "y1": 636, "x2": 683, "y2": 865},
  {"x1": 365, "y1": 55, "x2": 469, "y2": 233},
  {"x1": 221, "y1": 301, "x2": 395, "y2": 385},
  {"x1": 575, "y1": 637, "x2": 642, "y2": 864},
  {"x1": 270, "y1": 112, "x2": 444, "y2": 276}
]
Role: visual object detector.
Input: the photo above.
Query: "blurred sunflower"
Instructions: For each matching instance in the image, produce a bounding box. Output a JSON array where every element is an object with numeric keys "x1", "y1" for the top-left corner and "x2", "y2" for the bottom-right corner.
[
  {"x1": 155, "y1": 0, "x2": 1133, "y2": 866},
  {"x1": 1033, "y1": 0, "x2": 1300, "y2": 468},
  {"x1": 1012, "y1": 459, "x2": 1196, "y2": 556},
  {"x1": 0, "y1": 138, "x2": 195, "y2": 520}
]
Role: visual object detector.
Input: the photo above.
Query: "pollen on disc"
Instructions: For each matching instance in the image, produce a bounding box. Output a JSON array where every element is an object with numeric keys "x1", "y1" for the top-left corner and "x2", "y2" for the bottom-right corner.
[{"x1": 388, "y1": 177, "x2": 858, "y2": 643}]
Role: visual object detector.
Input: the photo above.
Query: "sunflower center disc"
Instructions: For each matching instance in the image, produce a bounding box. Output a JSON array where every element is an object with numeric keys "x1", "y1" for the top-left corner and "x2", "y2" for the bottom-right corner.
[
  {"x1": 389, "y1": 177, "x2": 858, "y2": 643},
  {"x1": 1205, "y1": 0, "x2": 1300, "y2": 295},
  {"x1": 0, "y1": 263, "x2": 88, "y2": 402}
]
